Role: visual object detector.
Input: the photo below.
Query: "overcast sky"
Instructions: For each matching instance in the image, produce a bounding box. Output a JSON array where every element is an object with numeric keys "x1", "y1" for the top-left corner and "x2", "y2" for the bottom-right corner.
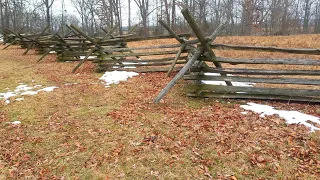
[{"x1": 52, "y1": 0, "x2": 140, "y2": 26}]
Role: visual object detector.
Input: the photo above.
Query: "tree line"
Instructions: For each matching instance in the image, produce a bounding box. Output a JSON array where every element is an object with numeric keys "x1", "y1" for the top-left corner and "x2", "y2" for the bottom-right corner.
[{"x1": 1, "y1": 0, "x2": 320, "y2": 36}]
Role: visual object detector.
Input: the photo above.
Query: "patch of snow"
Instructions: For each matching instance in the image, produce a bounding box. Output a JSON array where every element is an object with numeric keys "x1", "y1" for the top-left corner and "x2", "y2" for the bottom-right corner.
[
  {"x1": 80, "y1": 56, "x2": 96, "y2": 60},
  {"x1": 15, "y1": 85, "x2": 33, "y2": 92},
  {"x1": 240, "y1": 102, "x2": 320, "y2": 132},
  {"x1": 122, "y1": 62, "x2": 136, "y2": 65},
  {"x1": 21, "y1": 91, "x2": 38, "y2": 96},
  {"x1": 0, "y1": 84, "x2": 58, "y2": 104},
  {"x1": 99, "y1": 71, "x2": 139, "y2": 87},
  {"x1": 1, "y1": 92, "x2": 16, "y2": 99},
  {"x1": 205, "y1": 73, "x2": 228, "y2": 76},
  {"x1": 241, "y1": 112, "x2": 248, "y2": 115},
  {"x1": 112, "y1": 61, "x2": 147, "y2": 69},
  {"x1": 34, "y1": 85, "x2": 43, "y2": 88},
  {"x1": 123, "y1": 61, "x2": 148, "y2": 69},
  {"x1": 11, "y1": 121, "x2": 21, "y2": 125},
  {"x1": 64, "y1": 83, "x2": 78, "y2": 86},
  {"x1": 123, "y1": 61, "x2": 148, "y2": 65},
  {"x1": 203, "y1": 73, "x2": 255, "y2": 87},
  {"x1": 38, "y1": 86, "x2": 58, "y2": 92}
]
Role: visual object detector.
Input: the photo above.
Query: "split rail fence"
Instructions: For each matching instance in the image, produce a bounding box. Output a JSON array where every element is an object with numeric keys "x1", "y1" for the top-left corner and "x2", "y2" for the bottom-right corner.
[
  {"x1": 1, "y1": 8, "x2": 319, "y2": 103},
  {"x1": 153, "y1": 9, "x2": 320, "y2": 103}
]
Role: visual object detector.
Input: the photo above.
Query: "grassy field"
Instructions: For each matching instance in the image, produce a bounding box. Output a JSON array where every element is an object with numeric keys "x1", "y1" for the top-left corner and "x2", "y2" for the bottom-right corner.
[{"x1": 1, "y1": 35, "x2": 320, "y2": 179}]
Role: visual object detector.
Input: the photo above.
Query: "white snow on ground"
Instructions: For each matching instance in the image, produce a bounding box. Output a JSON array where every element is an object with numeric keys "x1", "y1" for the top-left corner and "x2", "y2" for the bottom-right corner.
[
  {"x1": 113, "y1": 61, "x2": 148, "y2": 69},
  {"x1": 80, "y1": 56, "x2": 97, "y2": 60},
  {"x1": 202, "y1": 73, "x2": 255, "y2": 87},
  {"x1": 21, "y1": 91, "x2": 38, "y2": 96},
  {"x1": 124, "y1": 66, "x2": 137, "y2": 69},
  {"x1": 241, "y1": 102, "x2": 320, "y2": 132},
  {"x1": 99, "y1": 71, "x2": 139, "y2": 87},
  {"x1": 122, "y1": 62, "x2": 136, "y2": 65},
  {"x1": 64, "y1": 83, "x2": 78, "y2": 86},
  {"x1": 0, "y1": 84, "x2": 58, "y2": 105},
  {"x1": 11, "y1": 121, "x2": 21, "y2": 125},
  {"x1": 39, "y1": 86, "x2": 58, "y2": 92}
]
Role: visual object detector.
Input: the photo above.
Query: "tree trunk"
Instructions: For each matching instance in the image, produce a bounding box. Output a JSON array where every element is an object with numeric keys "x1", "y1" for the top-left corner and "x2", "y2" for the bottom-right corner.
[
  {"x1": 303, "y1": 0, "x2": 311, "y2": 33},
  {"x1": 281, "y1": 0, "x2": 289, "y2": 33},
  {"x1": 171, "y1": 0, "x2": 176, "y2": 30},
  {"x1": 0, "y1": 1, "x2": 4, "y2": 28},
  {"x1": 128, "y1": 0, "x2": 131, "y2": 29},
  {"x1": 315, "y1": 3, "x2": 320, "y2": 33},
  {"x1": 5, "y1": 0, "x2": 9, "y2": 28},
  {"x1": 163, "y1": 0, "x2": 170, "y2": 26},
  {"x1": 241, "y1": 0, "x2": 253, "y2": 35}
]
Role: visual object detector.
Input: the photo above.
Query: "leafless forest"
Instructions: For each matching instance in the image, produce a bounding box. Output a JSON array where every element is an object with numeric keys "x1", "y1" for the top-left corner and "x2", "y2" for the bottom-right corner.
[{"x1": 1, "y1": 0, "x2": 320, "y2": 36}]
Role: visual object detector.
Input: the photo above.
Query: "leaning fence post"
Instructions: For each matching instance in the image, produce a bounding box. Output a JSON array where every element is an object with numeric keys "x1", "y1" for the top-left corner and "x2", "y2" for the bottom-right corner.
[
  {"x1": 181, "y1": 8, "x2": 233, "y2": 86},
  {"x1": 3, "y1": 39, "x2": 17, "y2": 49},
  {"x1": 101, "y1": 23, "x2": 120, "y2": 40},
  {"x1": 158, "y1": 20, "x2": 189, "y2": 77},
  {"x1": 154, "y1": 12, "x2": 228, "y2": 103},
  {"x1": 167, "y1": 42, "x2": 187, "y2": 77},
  {"x1": 70, "y1": 24, "x2": 103, "y2": 49},
  {"x1": 72, "y1": 48, "x2": 96, "y2": 73},
  {"x1": 154, "y1": 48, "x2": 204, "y2": 103}
]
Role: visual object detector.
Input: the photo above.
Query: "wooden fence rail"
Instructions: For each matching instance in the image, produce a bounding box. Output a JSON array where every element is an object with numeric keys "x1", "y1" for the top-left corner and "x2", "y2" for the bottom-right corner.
[{"x1": 153, "y1": 9, "x2": 320, "y2": 103}]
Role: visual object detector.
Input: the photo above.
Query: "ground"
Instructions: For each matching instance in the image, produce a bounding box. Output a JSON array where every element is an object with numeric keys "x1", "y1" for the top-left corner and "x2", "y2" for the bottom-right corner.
[{"x1": 0, "y1": 35, "x2": 320, "y2": 179}]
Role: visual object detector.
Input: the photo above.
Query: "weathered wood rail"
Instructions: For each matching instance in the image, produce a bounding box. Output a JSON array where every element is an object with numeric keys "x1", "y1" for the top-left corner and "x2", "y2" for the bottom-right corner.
[
  {"x1": 211, "y1": 44, "x2": 320, "y2": 55},
  {"x1": 184, "y1": 55, "x2": 320, "y2": 102},
  {"x1": 1, "y1": 25, "x2": 191, "y2": 74},
  {"x1": 50, "y1": 24, "x2": 192, "y2": 73}
]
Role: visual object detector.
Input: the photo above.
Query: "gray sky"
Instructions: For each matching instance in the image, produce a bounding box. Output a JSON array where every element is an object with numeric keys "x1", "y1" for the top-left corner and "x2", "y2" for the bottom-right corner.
[{"x1": 52, "y1": 0, "x2": 140, "y2": 26}]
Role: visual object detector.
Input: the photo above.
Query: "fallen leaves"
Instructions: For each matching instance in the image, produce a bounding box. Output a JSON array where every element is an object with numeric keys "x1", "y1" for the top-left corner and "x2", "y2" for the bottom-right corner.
[
  {"x1": 250, "y1": 154, "x2": 267, "y2": 168},
  {"x1": 1, "y1": 38, "x2": 320, "y2": 179}
]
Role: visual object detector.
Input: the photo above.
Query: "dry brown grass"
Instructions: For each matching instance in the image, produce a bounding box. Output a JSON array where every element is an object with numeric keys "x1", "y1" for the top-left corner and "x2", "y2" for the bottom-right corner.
[{"x1": 0, "y1": 35, "x2": 320, "y2": 179}]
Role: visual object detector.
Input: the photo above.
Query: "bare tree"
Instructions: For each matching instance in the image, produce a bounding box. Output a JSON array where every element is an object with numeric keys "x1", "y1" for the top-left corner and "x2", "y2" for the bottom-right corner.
[
  {"x1": 128, "y1": 0, "x2": 131, "y2": 29},
  {"x1": 303, "y1": 0, "x2": 314, "y2": 33},
  {"x1": 315, "y1": 2, "x2": 320, "y2": 33},
  {"x1": 71, "y1": 0, "x2": 95, "y2": 33},
  {"x1": 42, "y1": 0, "x2": 55, "y2": 32},
  {"x1": 134, "y1": 0, "x2": 150, "y2": 36}
]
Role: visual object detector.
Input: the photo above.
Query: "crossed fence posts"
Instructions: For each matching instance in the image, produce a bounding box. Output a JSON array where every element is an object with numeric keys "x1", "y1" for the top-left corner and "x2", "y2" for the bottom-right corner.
[{"x1": 154, "y1": 8, "x2": 233, "y2": 103}]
